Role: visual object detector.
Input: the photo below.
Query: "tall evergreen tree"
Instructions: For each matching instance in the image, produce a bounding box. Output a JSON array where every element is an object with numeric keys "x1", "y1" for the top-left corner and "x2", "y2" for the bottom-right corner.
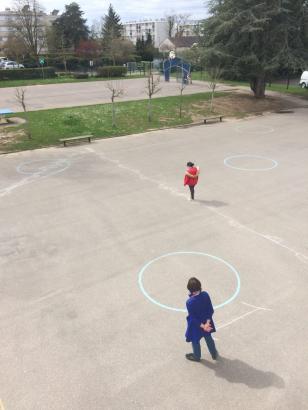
[
  {"x1": 136, "y1": 33, "x2": 155, "y2": 61},
  {"x1": 202, "y1": 0, "x2": 308, "y2": 98},
  {"x1": 101, "y1": 4, "x2": 123, "y2": 41},
  {"x1": 144, "y1": 32, "x2": 155, "y2": 61},
  {"x1": 274, "y1": 0, "x2": 308, "y2": 86},
  {"x1": 136, "y1": 36, "x2": 145, "y2": 59},
  {"x1": 53, "y1": 3, "x2": 89, "y2": 49}
]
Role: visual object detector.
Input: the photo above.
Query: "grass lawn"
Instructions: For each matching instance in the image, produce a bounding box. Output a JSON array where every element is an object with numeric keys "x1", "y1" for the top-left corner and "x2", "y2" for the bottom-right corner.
[
  {"x1": 1, "y1": 92, "x2": 225, "y2": 152},
  {"x1": 191, "y1": 71, "x2": 308, "y2": 99},
  {"x1": 0, "y1": 73, "x2": 145, "y2": 88}
]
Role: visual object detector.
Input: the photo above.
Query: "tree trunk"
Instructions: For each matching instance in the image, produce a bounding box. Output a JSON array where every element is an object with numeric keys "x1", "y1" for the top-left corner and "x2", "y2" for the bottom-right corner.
[
  {"x1": 179, "y1": 89, "x2": 183, "y2": 118},
  {"x1": 148, "y1": 97, "x2": 152, "y2": 122},
  {"x1": 111, "y1": 95, "x2": 116, "y2": 127},
  {"x1": 250, "y1": 77, "x2": 266, "y2": 98},
  {"x1": 112, "y1": 102, "x2": 116, "y2": 128},
  {"x1": 210, "y1": 84, "x2": 216, "y2": 112},
  {"x1": 63, "y1": 56, "x2": 67, "y2": 73}
]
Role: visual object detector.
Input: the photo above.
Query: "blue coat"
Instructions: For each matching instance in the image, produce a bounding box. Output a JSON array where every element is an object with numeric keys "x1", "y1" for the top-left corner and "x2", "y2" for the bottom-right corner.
[{"x1": 185, "y1": 291, "x2": 216, "y2": 343}]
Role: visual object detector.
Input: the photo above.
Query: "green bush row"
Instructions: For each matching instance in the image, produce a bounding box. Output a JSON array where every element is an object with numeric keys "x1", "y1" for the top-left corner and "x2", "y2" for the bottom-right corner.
[
  {"x1": 0, "y1": 67, "x2": 56, "y2": 80},
  {"x1": 96, "y1": 66, "x2": 127, "y2": 78},
  {"x1": 72, "y1": 73, "x2": 89, "y2": 79}
]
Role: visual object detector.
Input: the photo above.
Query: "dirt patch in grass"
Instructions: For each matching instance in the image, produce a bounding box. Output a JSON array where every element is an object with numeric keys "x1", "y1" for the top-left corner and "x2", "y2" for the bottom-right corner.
[
  {"x1": 189, "y1": 93, "x2": 299, "y2": 121},
  {"x1": 0, "y1": 129, "x2": 26, "y2": 153}
]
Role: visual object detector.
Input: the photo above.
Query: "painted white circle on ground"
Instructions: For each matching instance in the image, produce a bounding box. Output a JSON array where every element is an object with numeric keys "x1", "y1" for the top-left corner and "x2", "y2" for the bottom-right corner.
[
  {"x1": 224, "y1": 155, "x2": 278, "y2": 171},
  {"x1": 138, "y1": 251, "x2": 241, "y2": 312},
  {"x1": 17, "y1": 159, "x2": 71, "y2": 177},
  {"x1": 235, "y1": 124, "x2": 275, "y2": 135}
]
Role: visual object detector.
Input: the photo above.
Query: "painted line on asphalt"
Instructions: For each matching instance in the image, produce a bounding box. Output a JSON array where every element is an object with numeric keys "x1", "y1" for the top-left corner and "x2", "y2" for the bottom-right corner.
[
  {"x1": 207, "y1": 204, "x2": 308, "y2": 265},
  {"x1": 138, "y1": 251, "x2": 241, "y2": 312},
  {"x1": 216, "y1": 308, "x2": 260, "y2": 330},
  {"x1": 1, "y1": 151, "x2": 87, "y2": 198},
  {"x1": 216, "y1": 302, "x2": 271, "y2": 331},
  {"x1": 224, "y1": 154, "x2": 278, "y2": 171},
  {"x1": 241, "y1": 301, "x2": 272, "y2": 311},
  {"x1": 16, "y1": 158, "x2": 71, "y2": 176}
]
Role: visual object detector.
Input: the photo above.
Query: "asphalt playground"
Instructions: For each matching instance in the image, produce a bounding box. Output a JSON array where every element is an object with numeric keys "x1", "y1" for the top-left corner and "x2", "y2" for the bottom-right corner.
[{"x1": 0, "y1": 108, "x2": 308, "y2": 409}]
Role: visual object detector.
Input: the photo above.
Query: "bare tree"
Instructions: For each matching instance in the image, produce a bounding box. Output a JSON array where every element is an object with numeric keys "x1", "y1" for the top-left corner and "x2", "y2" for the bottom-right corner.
[
  {"x1": 166, "y1": 14, "x2": 175, "y2": 38},
  {"x1": 178, "y1": 75, "x2": 188, "y2": 118},
  {"x1": 4, "y1": 34, "x2": 27, "y2": 63},
  {"x1": 15, "y1": 88, "x2": 31, "y2": 138},
  {"x1": 106, "y1": 81, "x2": 124, "y2": 128},
  {"x1": 174, "y1": 14, "x2": 191, "y2": 38},
  {"x1": 145, "y1": 69, "x2": 161, "y2": 122},
  {"x1": 207, "y1": 66, "x2": 223, "y2": 113},
  {"x1": 90, "y1": 18, "x2": 102, "y2": 40},
  {"x1": 10, "y1": 0, "x2": 46, "y2": 61},
  {"x1": 45, "y1": 27, "x2": 70, "y2": 72},
  {"x1": 107, "y1": 38, "x2": 135, "y2": 66},
  {"x1": 165, "y1": 13, "x2": 191, "y2": 38}
]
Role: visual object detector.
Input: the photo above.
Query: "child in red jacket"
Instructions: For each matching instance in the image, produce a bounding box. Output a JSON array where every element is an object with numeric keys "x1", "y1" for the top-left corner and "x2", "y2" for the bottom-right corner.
[{"x1": 184, "y1": 162, "x2": 199, "y2": 200}]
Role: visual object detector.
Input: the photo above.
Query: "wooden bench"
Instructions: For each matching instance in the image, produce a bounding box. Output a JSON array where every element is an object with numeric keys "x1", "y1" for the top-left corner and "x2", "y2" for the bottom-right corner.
[
  {"x1": 204, "y1": 115, "x2": 223, "y2": 124},
  {"x1": 59, "y1": 135, "x2": 93, "y2": 147}
]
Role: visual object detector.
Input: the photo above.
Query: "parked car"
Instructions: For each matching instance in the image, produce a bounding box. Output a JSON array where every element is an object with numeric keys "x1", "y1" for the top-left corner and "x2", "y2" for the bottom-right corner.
[
  {"x1": 299, "y1": 71, "x2": 308, "y2": 88},
  {"x1": 0, "y1": 60, "x2": 14, "y2": 68},
  {"x1": 1, "y1": 61, "x2": 24, "y2": 69},
  {"x1": 0, "y1": 57, "x2": 8, "y2": 67}
]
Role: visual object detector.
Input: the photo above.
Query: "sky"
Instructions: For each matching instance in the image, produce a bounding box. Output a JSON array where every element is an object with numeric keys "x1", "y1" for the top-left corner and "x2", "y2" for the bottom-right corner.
[{"x1": 0, "y1": 0, "x2": 208, "y2": 25}]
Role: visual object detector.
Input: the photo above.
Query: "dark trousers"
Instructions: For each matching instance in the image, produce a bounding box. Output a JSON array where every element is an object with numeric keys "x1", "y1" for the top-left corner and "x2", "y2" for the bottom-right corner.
[
  {"x1": 189, "y1": 185, "x2": 195, "y2": 200},
  {"x1": 192, "y1": 334, "x2": 217, "y2": 360}
]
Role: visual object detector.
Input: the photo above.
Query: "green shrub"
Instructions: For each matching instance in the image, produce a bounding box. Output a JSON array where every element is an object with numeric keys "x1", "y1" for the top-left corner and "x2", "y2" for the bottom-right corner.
[
  {"x1": 57, "y1": 71, "x2": 73, "y2": 77},
  {"x1": 72, "y1": 72, "x2": 89, "y2": 79},
  {"x1": 96, "y1": 66, "x2": 127, "y2": 78},
  {"x1": 0, "y1": 67, "x2": 56, "y2": 80}
]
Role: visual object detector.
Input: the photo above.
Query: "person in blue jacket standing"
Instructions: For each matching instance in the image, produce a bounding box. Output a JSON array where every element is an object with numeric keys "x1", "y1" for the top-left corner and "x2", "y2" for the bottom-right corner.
[{"x1": 185, "y1": 277, "x2": 218, "y2": 362}]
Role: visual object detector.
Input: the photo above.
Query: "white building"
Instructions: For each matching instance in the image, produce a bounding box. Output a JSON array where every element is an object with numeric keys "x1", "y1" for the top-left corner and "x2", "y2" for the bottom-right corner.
[
  {"x1": 122, "y1": 19, "x2": 169, "y2": 48},
  {"x1": 0, "y1": 8, "x2": 57, "y2": 53},
  {"x1": 122, "y1": 19, "x2": 200, "y2": 49}
]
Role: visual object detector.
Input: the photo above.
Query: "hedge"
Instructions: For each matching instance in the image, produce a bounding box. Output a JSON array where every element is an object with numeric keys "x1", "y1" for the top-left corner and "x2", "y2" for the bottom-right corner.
[
  {"x1": 0, "y1": 67, "x2": 56, "y2": 80},
  {"x1": 96, "y1": 66, "x2": 127, "y2": 78},
  {"x1": 72, "y1": 73, "x2": 89, "y2": 79}
]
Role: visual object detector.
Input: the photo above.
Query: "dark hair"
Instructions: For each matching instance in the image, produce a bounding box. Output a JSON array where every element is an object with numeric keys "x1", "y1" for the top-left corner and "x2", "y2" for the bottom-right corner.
[
  {"x1": 187, "y1": 161, "x2": 194, "y2": 167},
  {"x1": 187, "y1": 277, "x2": 202, "y2": 293}
]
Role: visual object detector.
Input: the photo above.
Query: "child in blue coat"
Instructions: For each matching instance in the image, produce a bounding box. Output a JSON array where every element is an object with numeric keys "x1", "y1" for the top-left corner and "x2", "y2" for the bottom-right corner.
[{"x1": 185, "y1": 277, "x2": 218, "y2": 362}]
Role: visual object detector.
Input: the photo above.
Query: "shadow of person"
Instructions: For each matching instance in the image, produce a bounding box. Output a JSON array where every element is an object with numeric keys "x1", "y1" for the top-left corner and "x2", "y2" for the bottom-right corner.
[
  {"x1": 200, "y1": 357, "x2": 285, "y2": 389},
  {"x1": 195, "y1": 199, "x2": 228, "y2": 207}
]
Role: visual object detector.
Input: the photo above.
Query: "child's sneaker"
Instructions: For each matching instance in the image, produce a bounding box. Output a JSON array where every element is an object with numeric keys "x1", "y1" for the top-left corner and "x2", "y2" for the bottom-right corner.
[
  {"x1": 211, "y1": 351, "x2": 219, "y2": 360},
  {"x1": 185, "y1": 353, "x2": 200, "y2": 362}
]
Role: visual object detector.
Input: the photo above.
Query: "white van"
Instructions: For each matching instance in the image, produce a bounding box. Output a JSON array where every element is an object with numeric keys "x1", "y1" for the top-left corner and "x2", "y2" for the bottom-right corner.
[{"x1": 299, "y1": 71, "x2": 308, "y2": 88}]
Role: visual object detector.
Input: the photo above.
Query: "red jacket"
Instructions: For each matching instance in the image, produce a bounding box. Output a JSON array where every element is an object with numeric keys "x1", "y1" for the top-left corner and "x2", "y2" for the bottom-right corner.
[{"x1": 184, "y1": 166, "x2": 199, "y2": 186}]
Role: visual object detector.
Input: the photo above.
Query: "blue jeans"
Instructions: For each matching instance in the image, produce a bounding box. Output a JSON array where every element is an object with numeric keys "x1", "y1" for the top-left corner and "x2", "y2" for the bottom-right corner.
[{"x1": 192, "y1": 334, "x2": 217, "y2": 360}]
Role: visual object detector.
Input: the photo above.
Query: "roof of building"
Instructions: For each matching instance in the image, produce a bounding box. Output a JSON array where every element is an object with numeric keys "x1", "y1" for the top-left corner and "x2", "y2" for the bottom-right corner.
[{"x1": 170, "y1": 36, "x2": 199, "y2": 48}]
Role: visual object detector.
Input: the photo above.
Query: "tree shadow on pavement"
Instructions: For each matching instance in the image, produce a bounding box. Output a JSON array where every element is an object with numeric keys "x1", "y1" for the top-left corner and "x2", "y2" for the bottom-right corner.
[
  {"x1": 195, "y1": 199, "x2": 228, "y2": 207},
  {"x1": 200, "y1": 357, "x2": 285, "y2": 389}
]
